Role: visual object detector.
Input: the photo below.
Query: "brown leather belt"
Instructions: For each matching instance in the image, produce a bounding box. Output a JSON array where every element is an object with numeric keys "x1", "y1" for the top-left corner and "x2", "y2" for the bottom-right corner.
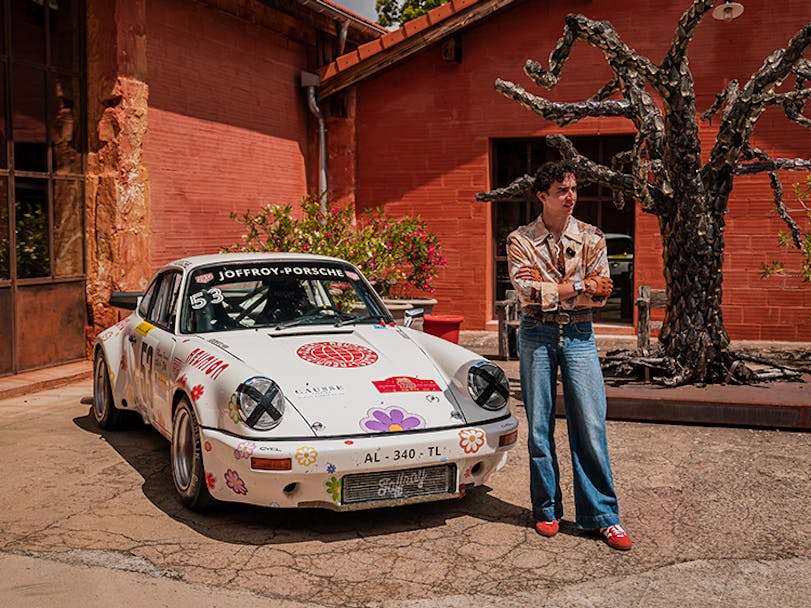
[{"x1": 523, "y1": 308, "x2": 593, "y2": 325}]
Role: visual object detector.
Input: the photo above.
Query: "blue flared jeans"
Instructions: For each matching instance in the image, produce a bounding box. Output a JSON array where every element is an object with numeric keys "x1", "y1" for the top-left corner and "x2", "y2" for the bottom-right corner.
[{"x1": 518, "y1": 314, "x2": 620, "y2": 529}]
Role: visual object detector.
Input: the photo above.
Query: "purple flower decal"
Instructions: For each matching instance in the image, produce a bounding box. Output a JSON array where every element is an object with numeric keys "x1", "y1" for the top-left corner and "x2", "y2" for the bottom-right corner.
[
  {"x1": 361, "y1": 407, "x2": 425, "y2": 433},
  {"x1": 225, "y1": 469, "x2": 248, "y2": 495},
  {"x1": 327, "y1": 463, "x2": 337, "y2": 474}
]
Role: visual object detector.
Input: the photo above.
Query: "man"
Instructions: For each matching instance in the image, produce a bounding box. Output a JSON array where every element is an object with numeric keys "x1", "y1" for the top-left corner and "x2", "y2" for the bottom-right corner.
[{"x1": 507, "y1": 159, "x2": 632, "y2": 551}]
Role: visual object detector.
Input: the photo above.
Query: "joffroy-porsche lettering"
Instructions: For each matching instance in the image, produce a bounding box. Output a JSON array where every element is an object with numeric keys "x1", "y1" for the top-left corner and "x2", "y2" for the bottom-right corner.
[
  {"x1": 377, "y1": 469, "x2": 428, "y2": 498},
  {"x1": 216, "y1": 266, "x2": 345, "y2": 281},
  {"x1": 185, "y1": 348, "x2": 229, "y2": 380}
]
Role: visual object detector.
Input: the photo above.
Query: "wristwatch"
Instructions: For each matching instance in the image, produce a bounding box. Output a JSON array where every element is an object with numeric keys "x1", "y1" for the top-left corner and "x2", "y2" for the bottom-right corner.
[{"x1": 572, "y1": 279, "x2": 585, "y2": 295}]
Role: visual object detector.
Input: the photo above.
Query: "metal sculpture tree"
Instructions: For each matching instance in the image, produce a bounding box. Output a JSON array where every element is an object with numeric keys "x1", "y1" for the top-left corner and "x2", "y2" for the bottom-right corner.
[{"x1": 477, "y1": 0, "x2": 811, "y2": 385}]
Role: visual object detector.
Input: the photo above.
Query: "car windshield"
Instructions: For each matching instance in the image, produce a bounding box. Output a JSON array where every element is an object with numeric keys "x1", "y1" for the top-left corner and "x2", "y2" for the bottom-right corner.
[
  {"x1": 180, "y1": 261, "x2": 390, "y2": 333},
  {"x1": 606, "y1": 236, "x2": 633, "y2": 257}
]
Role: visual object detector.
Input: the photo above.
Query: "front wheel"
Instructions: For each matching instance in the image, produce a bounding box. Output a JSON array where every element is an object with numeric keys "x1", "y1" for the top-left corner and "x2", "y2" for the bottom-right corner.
[
  {"x1": 171, "y1": 398, "x2": 214, "y2": 509},
  {"x1": 92, "y1": 350, "x2": 128, "y2": 430}
]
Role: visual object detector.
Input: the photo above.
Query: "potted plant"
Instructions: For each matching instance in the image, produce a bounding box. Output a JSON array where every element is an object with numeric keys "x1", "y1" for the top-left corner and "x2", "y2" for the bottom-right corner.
[{"x1": 226, "y1": 196, "x2": 446, "y2": 323}]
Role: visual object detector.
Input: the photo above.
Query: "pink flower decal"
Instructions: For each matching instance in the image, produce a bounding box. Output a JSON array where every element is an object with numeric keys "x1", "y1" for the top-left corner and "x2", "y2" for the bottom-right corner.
[
  {"x1": 361, "y1": 407, "x2": 425, "y2": 433},
  {"x1": 206, "y1": 472, "x2": 216, "y2": 490},
  {"x1": 225, "y1": 469, "x2": 247, "y2": 495},
  {"x1": 234, "y1": 441, "x2": 256, "y2": 460},
  {"x1": 459, "y1": 428, "x2": 486, "y2": 454},
  {"x1": 190, "y1": 384, "x2": 204, "y2": 401}
]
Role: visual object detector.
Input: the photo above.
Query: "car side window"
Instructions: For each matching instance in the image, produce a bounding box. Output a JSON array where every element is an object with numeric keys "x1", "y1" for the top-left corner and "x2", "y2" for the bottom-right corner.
[
  {"x1": 146, "y1": 272, "x2": 182, "y2": 332},
  {"x1": 138, "y1": 278, "x2": 158, "y2": 318}
]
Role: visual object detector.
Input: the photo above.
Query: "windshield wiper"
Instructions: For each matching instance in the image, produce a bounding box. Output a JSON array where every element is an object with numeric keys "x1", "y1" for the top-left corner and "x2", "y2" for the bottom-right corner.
[
  {"x1": 275, "y1": 307, "x2": 356, "y2": 330},
  {"x1": 335, "y1": 314, "x2": 387, "y2": 327}
]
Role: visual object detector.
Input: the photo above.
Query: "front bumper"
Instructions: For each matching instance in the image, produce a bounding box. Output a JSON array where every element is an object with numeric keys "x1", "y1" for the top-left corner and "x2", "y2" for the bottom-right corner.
[{"x1": 200, "y1": 415, "x2": 518, "y2": 510}]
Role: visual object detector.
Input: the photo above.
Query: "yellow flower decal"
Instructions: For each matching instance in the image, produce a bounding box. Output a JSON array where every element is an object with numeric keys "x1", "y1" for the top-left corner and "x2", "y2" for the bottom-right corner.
[
  {"x1": 295, "y1": 446, "x2": 318, "y2": 467},
  {"x1": 227, "y1": 393, "x2": 241, "y2": 423},
  {"x1": 459, "y1": 428, "x2": 486, "y2": 454}
]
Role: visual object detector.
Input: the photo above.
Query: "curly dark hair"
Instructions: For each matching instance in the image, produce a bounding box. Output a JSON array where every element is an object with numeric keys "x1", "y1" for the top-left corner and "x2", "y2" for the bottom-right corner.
[{"x1": 531, "y1": 160, "x2": 578, "y2": 195}]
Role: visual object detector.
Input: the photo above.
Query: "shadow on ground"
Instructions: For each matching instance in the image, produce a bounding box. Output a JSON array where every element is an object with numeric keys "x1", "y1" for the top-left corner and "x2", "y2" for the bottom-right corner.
[{"x1": 73, "y1": 410, "x2": 533, "y2": 546}]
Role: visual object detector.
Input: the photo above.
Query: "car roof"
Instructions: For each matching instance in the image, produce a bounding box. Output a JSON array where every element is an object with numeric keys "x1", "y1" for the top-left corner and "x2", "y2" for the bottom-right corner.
[
  {"x1": 603, "y1": 233, "x2": 633, "y2": 240},
  {"x1": 162, "y1": 252, "x2": 347, "y2": 272}
]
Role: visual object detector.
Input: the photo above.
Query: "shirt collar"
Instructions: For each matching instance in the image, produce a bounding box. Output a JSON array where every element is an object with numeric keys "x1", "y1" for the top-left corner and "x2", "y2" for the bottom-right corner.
[{"x1": 533, "y1": 216, "x2": 583, "y2": 244}]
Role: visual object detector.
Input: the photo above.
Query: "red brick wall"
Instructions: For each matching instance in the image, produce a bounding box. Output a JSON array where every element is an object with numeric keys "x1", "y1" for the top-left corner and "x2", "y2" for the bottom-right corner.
[
  {"x1": 350, "y1": 0, "x2": 811, "y2": 340},
  {"x1": 144, "y1": 0, "x2": 311, "y2": 267}
]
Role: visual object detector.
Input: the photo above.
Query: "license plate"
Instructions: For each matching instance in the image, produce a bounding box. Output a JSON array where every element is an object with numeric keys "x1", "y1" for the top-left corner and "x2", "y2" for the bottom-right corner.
[{"x1": 342, "y1": 464, "x2": 457, "y2": 505}]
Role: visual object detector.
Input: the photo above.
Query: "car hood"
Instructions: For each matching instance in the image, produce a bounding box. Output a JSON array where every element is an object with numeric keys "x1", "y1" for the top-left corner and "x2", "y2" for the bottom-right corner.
[{"x1": 206, "y1": 325, "x2": 466, "y2": 436}]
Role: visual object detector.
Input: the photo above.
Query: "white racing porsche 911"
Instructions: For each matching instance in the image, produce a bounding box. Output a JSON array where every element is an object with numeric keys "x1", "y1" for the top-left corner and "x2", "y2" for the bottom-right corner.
[{"x1": 93, "y1": 253, "x2": 518, "y2": 511}]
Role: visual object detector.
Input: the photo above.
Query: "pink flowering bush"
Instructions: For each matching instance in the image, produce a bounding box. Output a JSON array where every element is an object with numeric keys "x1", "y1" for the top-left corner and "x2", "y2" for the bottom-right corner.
[{"x1": 226, "y1": 195, "x2": 446, "y2": 297}]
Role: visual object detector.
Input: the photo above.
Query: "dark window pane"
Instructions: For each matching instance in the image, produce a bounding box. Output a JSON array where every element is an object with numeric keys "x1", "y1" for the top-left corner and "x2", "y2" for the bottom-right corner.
[
  {"x1": 0, "y1": 67, "x2": 6, "y2": 168},
  {"x1": 50, "y1": 0, "x2": 80, "y2": 71},
  {"x1": 53, "y1": 178, "x2": 83, "y2": 276},
  {"x1": 51, "y1": 74, "x2": 82, "y2": 173},
  {"x1": 0, "y1": 177, "x2": 8, "y2": 280},
  {"x1": 0, "y1": 2, "x2": 6, "y2": 56},
  {"x1": 11, "y1": 0, "x2": 46, "y2": 64},
  {"x1": 568, "y1": 136, "x2": 600, "y2": 161},
  {"x1": 494, "y1": 140, "x2": 528, "y2": 188},
  {"x1": 15, "y1": 177, "x2": 50, "y2": 279},
  {"x1": 12, "y1": 66, "x2": 48, "y2": 172}
]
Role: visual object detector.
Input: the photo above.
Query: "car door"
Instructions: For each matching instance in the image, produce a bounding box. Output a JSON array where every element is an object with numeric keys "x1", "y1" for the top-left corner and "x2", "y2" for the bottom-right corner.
[{"x1": 131, "y1": 271, "x2": 182, "y2": 434}]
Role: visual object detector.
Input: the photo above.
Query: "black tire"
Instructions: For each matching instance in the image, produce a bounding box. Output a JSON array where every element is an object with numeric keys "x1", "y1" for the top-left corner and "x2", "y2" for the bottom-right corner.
[
  {"x1": 92, "y1": 350, "x2": 128, "y2": 430},
  {"x1": 171, "y1": 398, "x2": 215, "y2": 509}
]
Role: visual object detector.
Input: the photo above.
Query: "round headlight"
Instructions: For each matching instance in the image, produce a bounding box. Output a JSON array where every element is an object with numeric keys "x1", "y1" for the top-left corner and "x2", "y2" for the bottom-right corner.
[
  {"x1": 236, "y1": 377, "x2": 285, "y2": 430},
  {"x1": 467, "y1": 362, "x2": 510, "y2": 411}
]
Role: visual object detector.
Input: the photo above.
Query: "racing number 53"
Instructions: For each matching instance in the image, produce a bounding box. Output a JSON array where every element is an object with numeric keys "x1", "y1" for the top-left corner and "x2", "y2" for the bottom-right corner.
[{"x1": 139, "y1": 342, "x2": 154, "y2": 404}]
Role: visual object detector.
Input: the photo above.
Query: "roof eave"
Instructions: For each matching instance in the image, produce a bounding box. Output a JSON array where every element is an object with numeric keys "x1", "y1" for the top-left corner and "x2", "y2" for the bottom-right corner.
[{"x1": 318, "y1": 0, "x2": 520, "y2": 99}]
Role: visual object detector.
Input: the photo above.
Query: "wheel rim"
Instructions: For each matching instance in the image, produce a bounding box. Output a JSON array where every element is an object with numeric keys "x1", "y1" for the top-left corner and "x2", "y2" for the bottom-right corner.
[
  {"x1": 172, "y1": 407, "x2": 194, "y2": 491},
  {"x1": 93, "y1": 356, "x2": 107, "y2": 421}
]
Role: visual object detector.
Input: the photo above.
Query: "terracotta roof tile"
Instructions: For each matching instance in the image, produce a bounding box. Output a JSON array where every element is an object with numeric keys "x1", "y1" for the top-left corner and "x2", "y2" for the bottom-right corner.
[
  {"x1": 380, "y1": 27, "x2": 407, "y2": 49},
  {"x1": 428, "y1": 2, "x2": 455, "y2": 23},
  {"x1": 357, "y1": 38, "x2": 384, "y2": 60},
  {"x1": 403, "y1": 13, "x2": 431, "y2": 37},
  {"x1": 335, "y1": 50, "x2": 361, "y2": 71}
]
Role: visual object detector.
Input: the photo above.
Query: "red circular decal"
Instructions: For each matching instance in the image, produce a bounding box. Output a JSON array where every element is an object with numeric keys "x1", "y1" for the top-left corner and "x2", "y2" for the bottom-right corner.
[{"x1": 297, "y1": 342, "x2": 379, "y2": 368}]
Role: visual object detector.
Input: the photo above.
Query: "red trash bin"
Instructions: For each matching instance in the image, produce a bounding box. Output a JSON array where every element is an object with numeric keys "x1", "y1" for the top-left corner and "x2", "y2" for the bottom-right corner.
[{"x1": 423, "y1": 315, "x2": 465, "y2": 344}]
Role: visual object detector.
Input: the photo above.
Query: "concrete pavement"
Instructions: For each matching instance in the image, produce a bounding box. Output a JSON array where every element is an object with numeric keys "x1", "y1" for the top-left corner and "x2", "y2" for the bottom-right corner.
[{"x1": 0, "y1": 375, "x2": 809, "y2": 607}]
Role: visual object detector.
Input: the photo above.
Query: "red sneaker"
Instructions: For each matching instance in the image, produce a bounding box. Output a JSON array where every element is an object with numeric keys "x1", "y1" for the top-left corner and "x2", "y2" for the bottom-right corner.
[
  {"x1": 534, "y1": 520, "x2": 559, "y2": 537},
  {"x1": 599, "y1": 524, "x2": 632, "y2": 550}
]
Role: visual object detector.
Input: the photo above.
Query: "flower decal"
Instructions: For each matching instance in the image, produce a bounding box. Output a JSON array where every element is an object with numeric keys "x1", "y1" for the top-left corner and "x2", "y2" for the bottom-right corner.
[
  {"x1": 295, "y1": 446, "x2": 318, "y2": 467},
  {"x1": 361, "y1": 407, "x2": 425, "y2": 433},
  {"x1": 190, "y1": 384, "x2": 205, "y2": 401},
  {"x1": 227, "y1": 393, "x2": 241, "y2": 423},
  {"x1": 225, "y1": 469, "x2": 247, "y2": 495},
  {"x1": 206, "y1": 472, "x2": 216, "y2": 490},
  {"x1": 326, "y1": 476, "x2": 341, "y2": 502},
  {"x1": 178, "y1": 374, "x2": 188, "y2": 388},
  {"x1": 234, "y1": 441, "x2": 256, "y2": 460},
  {"x1": 326, "y1": 463, "x2": 337, "y2": 474},
  {"x1": 459, "y1": 428, "x2": 486, "y2": 454}
]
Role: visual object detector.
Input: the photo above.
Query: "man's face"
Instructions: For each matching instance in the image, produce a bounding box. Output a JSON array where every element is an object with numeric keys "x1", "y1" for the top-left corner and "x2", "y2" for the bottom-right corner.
[{"x1": 537, "y1": 172, "x2": 577, "y2": 217}]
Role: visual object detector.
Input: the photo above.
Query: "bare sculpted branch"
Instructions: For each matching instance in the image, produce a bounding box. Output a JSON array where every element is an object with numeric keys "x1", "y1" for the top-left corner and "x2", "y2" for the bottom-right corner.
[{"x1": 477, "y1": 2, "x2": 811, "y2": 385}]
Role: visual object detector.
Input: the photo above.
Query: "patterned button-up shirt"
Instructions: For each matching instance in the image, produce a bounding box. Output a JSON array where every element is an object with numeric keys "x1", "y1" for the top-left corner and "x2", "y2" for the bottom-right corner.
[{"x1": 506, "y1": 215, "x2": 610, "y2": 311}]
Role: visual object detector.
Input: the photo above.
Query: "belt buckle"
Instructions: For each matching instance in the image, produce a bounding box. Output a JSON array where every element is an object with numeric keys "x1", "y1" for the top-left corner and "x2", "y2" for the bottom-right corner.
[{"x1": 555, "y1": 312, "x2": 571, "y2": 325}]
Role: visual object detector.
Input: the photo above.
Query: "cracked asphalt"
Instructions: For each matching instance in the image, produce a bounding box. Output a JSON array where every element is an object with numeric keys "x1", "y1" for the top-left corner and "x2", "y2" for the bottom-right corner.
[{"x1": 1, "y1": 379, "x2": 808, "y2": 607}]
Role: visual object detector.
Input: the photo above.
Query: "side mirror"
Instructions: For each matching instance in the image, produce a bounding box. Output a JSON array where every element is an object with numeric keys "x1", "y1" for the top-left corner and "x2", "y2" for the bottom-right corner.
[
  {"x1": 403, "y1": 307, "x2": 424, "y2": 328},
  {"x1": 110, "y1": 291, "x2": 144, "y2": 311}
]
